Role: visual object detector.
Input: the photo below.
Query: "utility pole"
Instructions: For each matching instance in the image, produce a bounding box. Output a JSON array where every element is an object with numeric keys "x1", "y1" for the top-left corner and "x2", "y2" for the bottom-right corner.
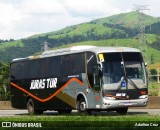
[
  {"x1": 41, "y1": 42, "x2": 49, "y2": 51},
  {"x1": 133, "y1": 5, "x2": 150, "y2": 60}
]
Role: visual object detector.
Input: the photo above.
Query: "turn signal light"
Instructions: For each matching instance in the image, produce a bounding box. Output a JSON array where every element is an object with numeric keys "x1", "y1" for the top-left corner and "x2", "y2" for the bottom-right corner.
[{"x1": 140, "y1": 91, "x2": 147, "y2": 95}]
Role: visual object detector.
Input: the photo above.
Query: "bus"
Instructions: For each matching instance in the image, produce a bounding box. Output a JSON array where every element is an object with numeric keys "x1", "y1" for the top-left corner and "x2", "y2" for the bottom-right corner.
[{"x1": 10, "y1": 46, "x2": 148, "y2": 115}]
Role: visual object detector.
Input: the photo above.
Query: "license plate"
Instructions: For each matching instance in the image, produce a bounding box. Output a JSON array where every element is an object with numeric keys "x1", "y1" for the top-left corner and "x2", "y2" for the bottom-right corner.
[
  {"x1": 124, "y1": 103, "x2": 132, "y2": 106},
  {"x1": 119, "y1": 102, "x2": 132, "y2": 106}
]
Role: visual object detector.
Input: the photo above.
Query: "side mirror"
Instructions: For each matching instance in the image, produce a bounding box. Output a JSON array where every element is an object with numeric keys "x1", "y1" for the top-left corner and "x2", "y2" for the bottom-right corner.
[
  {"x1": 93, "y1": 64, "x2": 103, "y2": 77},
  {"x1": 145, "y1": 62, "x2": 147, "y2": 68}
]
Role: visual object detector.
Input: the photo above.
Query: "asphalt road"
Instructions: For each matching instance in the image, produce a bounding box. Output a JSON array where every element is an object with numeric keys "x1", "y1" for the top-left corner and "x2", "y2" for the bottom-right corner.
[{"x1": 0, "y1": 109, "x2": 159, "y2": 116}]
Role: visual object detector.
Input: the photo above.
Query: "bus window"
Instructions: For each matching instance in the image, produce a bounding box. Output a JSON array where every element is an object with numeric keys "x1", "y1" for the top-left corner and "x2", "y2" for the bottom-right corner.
[
  {"x1": 71, "y1": 53, "x2": 85, "y2": 74},
  {"x1": 60, "y1": 53, "x2": 85, "y2": 76},
  {"x1": 19, "y1": 61, "x2": 28, "y2": 79},
  {"x1": 10, "y1": 62, "x2": 18, "y2": 79},
  {"x1": 101, "y1": 52, "x2": 146, "y2": 90},
  {"x1": 38, "y1": 58, "x2": 49, "y2": 78},
  {"x1": 28, "y1": 60, "x2": 39, "y2": 79},
  {"x1": 61, "y1": 55, "x2": 72, "y2": 76},
  {"x1": 49, "y1": 56, "x2": 61, "y2": 77},
  {"x1": 102, "y1": 53, "x2": 123, "y2": 84},
  {"x1": 10, "y1": 61, "x2": 28, "y2": 80}
]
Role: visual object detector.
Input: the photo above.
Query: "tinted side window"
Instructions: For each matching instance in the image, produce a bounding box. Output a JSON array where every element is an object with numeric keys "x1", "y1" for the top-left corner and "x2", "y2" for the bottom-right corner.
[
  {"x1": 10, "y1": 61, "x2": 28, "y2": 80},
  {"x1": 28, "y1": 60, "x2": 39, "y2": 79},
  {"x1": 48, "y1": 56, "x2": 60, "y2": 77},
  {"x1": 19, "y1": 61, "x2": 28, "y2": 79},
  {"x1": 61, "y1": 55, "x2": 71, "y2": 75},
  {"x1": 29, "y1": 57, "x2": 61, "y2": 78},
  {"x1": 61, "y1": 53, "x2": 85, "y2": 76},
  {"x1": 71, "y1": 53, "x2": 85, "y2": 74},
  {"x1": 11, "y1": 53, "x2": 85, "y2": 80},
  {"x1": 10, "y1": 62, "x2": 19, "y2": 79},
  {"x1": 38, "y1": 58, "x2": 49, "y2": 78}
]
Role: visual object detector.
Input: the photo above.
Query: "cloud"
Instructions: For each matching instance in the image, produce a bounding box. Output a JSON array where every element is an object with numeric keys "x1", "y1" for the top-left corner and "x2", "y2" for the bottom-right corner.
[
  {"x1": 21, "y1": 0, "x2": 66, "y2": 15},
  {"x1": 63, "y1": 0, "x2": 121, "y2": 18},
  {"x1": 0, "y1": 0, "x2": 68, "y2": 39},
  {"x1": 0, "y1": 2, "x2": 20, "y2": 28},
  {"x1": 0, "y1": 2, "x2": 25, "y2": 39},
  {"x1": 0, "y1": 0, "x2": 159, "y2": 40}
]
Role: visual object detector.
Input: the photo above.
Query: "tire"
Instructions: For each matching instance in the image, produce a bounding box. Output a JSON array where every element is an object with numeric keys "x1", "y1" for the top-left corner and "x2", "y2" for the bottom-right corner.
[
  {"x1": 116, "y1": 107, "x2": 128, "y2": 115},
  {"x1": 77, "y1": 98, "x2": 91, "y2": 114},
  {"x1": 27, "y1": 99, "x2": 43, "y2": 115},
  {"x1": 58, "y1": 109, "x2": 72, "y2": 114},
  {"x1": 27, "y1": 99, "x2": 35, "y2": 115}
]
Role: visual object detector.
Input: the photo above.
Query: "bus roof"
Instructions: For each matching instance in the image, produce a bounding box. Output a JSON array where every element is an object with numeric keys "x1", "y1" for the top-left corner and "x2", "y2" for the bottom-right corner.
[{"x1": 11, "y1": 46, "x2": 141, "y2": 62}]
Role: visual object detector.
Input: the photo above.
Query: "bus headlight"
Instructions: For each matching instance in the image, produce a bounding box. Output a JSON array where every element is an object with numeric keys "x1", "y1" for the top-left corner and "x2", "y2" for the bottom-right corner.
[
  {"x1": 139, "y1": 95, "x2": 148, "y2": 99},
  {"x1": 105, "y1": 97, "x2": 116, "y2": 100}
]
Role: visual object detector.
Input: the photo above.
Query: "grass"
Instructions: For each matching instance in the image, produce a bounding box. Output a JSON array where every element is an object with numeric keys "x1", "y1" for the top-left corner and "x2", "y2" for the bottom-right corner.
[
  {"x1": 0, "y1": 114, "x2": 160, "y2": 121},
  {"x1": 0, "y1": 113, "x2": 159, "y2": 129}
]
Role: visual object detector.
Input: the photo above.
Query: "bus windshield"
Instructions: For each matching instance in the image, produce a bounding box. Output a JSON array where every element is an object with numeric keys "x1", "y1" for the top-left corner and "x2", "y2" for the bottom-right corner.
[{"x1": 101, "y1": 52, "x2": 147, "y2": 90}]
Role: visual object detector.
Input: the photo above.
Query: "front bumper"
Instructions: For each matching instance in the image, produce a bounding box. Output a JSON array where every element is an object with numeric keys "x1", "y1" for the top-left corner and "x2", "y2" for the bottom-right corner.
[{"x1": 102, "y1": 97, "x2": 148, "y2": 109}]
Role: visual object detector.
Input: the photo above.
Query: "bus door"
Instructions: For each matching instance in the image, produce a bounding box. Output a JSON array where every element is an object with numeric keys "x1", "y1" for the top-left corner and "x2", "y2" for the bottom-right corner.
[{"x1": 86, "y1": 52, "x2": 102, "y2": 108}]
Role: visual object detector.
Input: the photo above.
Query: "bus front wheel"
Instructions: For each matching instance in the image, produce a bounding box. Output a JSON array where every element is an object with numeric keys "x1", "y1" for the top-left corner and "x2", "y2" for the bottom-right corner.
[
  {"x1": 77, "y1": 98, "x2": 91, "y2": 114},
  {"x1": 77, "y1": 98, "x2": 86, "y2": 113}
]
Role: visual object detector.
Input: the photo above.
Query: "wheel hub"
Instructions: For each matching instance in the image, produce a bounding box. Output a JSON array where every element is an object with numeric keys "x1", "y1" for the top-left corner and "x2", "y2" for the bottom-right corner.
[{"x1": 80, "y1": 102, "x2": 86, "y2": 111}]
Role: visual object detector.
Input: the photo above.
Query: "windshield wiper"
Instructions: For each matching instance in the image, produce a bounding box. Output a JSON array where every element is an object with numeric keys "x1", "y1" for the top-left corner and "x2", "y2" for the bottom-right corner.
[
  {"x1": 117, "y1": 53, "x2": 140, "y2": 91},
  {"x1": 116, "y1": 53, "x2": 128, "y2": 91},
  {"x1": 116, "y1": 76, "x2": 140, "y2": 91},
  {"x1": 127, "y1": 78, "x2": 140, "y2": 90}
]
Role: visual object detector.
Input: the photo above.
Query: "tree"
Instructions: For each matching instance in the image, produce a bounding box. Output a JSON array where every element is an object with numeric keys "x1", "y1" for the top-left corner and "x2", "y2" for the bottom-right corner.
[
  {"x1": 0, "y1": 62, "x2": 10, "y2": 100},
  {"x1": 149, "y1": 69, "x2": 157, "y2": 82}
]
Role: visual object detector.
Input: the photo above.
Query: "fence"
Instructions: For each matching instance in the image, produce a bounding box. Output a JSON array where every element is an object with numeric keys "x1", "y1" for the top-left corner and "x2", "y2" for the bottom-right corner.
[{"x1": 148, "y1": 67, "x2": 160, "y2": 96}]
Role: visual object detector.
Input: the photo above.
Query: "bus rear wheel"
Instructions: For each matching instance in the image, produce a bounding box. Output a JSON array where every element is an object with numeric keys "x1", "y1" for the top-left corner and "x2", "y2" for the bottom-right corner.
[
  {"x1": 116, "y1": 107, "x2": 128, "y2": 115},
  {"x1": 27, "y1": 99, "x2": 43, "y2": 115}
]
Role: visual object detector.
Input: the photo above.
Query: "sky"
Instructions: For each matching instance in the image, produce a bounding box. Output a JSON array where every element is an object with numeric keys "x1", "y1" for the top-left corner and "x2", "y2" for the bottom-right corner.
[{"x1": 0, "y1": 0, "x2": 160, "y2": 40}]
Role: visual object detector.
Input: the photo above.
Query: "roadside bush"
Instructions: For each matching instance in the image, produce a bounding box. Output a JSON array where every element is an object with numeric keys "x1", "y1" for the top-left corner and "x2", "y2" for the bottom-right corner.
[
  {"x1": 148, "y1": 83, "x2": 159, "y2": 96},
  {"x1": 0, "y1": 62, "x2": 11, "y2": 101}
]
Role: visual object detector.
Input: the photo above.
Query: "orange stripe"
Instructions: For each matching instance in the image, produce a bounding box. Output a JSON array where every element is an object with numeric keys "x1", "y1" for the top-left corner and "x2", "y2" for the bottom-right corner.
[{"x1": 10, "y1": 78, "x2": 83, "y2": 102}]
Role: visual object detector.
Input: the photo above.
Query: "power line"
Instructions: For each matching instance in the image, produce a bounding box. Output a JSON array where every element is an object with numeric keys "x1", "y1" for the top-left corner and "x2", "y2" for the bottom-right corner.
[
  {"x1": 133, "y1": 4, "x2": 150, "y2": 59},
  {"x1": 41, "y1": 42, "x2": 49, "y2": 51}
]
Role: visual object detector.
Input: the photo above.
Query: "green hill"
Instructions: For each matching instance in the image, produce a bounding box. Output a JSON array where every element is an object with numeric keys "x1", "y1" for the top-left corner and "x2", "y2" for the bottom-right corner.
[
  {"x1": 93, "y1": 11, "x2": 159, "y2": 28},
  {"x1": 0, "y1": 11, "x2": 160, "y2": 64}
]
